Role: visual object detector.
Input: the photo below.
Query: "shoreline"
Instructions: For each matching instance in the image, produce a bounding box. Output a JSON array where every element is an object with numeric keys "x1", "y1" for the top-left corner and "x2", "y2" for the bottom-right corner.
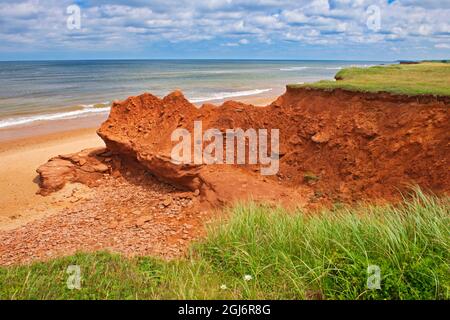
[
  {"x1": 0, "y1": 93, "x2": 279, "y2": 144},
  {"x1": 0, "y1": 93, "x2": 279, "y2": 230},
  {"x1": 0, "y1": 127, "x2": 104, "y2": 230},
  {"x1": 0, "y1": 113, "x2": 108, "y2": 144}
]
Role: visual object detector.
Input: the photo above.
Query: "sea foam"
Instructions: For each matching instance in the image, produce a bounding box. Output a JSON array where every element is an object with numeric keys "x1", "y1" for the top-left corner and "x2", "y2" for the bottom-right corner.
[
  {"x1": 189, "y1": 88, "x2": 272, "y2": 103},
  {"x1": 0, "y1": 105, "x2": 110, "y2": 128}
]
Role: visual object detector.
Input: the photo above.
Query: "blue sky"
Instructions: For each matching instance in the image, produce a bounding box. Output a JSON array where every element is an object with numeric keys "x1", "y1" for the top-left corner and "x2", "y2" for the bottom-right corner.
[{"x1": 0, "y1": 0, "x2": 449, "y2": 61}]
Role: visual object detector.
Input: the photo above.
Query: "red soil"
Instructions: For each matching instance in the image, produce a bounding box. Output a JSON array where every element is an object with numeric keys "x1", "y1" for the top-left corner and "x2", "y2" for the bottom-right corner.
[{"x1": 94, "y1": 87, "x2": 449, "y2": 206}]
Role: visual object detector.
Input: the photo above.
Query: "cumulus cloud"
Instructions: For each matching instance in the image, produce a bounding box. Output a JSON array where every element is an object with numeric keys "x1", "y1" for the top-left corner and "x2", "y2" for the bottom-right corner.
[
  {"x1": 0, "y1": 0, "x2": 449, "y2": 57},
  {"x1": 435, "y1": 43, "x2": 450, "y2": 49}
]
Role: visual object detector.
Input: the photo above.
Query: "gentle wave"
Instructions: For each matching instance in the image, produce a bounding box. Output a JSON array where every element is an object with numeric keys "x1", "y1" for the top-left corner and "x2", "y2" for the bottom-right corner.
[
  {"x1": 347, "y1": 64, "x2": 376, "y2": 68},
  {"x1": 0, "y1": 106, "x2": 110, "y2": 128},
  {"x1": 281, "y1": 65, "x2": 374, "y2": 71},
  {"x1": 279, "y1": 67, "x2": 310, "y2": 71},
  {"x1": 281, "y1": 66, "x2": 343, "y2": 71},
  {"x1": 0, "y1": 89, "x2": 273, "y2": 128},
  {"x1": 80, "y1": 101, "x2": 110, "y2": 109},
  {"x1": 189, "y1": 88, "x2": 272, "y2": 103}
]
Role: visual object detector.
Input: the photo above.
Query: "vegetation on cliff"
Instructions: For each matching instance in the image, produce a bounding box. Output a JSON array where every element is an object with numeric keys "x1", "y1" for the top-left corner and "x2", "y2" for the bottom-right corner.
[
  {"x1": 1, "y1": 190, "x2": 448, "y2": 300},
  {"x1": 289, "y1": 62, "x2": 450, "y2": 96}
]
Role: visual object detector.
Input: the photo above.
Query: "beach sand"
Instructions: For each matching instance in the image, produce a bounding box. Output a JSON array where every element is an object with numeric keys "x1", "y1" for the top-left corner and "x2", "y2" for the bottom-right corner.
[
  {"x1": 0, "y1": 94, "x2": 277, "y2": 230},
  {"x1": 0, "y1": 128, "x2": 104, "y2": 230}
]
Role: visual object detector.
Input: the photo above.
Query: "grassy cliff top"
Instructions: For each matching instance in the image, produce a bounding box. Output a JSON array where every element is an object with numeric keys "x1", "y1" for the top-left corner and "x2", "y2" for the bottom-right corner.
[{"x1": 288, "y1": 62, "x2": 450, "y2": 97}]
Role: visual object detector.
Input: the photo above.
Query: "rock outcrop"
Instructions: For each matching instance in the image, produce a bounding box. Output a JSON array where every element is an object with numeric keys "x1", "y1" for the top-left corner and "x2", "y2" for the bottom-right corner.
[
  {"x1": 96, "y1": 90, "x2": 310, "y2": 206},
  {"x1": 98, "y1": 87, "x2": 450, "y2": 204},
  {"x1": 37, "y1": 148, "x2": 111, "y2": 195},
  {"x1": 38, "y1": 87, "x2": 450, "y2": 206}
]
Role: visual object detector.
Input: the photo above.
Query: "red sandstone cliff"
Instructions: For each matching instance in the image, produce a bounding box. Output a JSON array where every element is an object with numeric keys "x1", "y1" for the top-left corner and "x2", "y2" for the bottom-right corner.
[{"x1": 38, "y1": 87, "x2": 450, "y2": 206}]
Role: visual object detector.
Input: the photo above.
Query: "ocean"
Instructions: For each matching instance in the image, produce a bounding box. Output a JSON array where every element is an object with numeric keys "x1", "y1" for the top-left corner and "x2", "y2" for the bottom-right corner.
[{"x1": 0, "y1": 60, "x2": 386, "y2": 129}]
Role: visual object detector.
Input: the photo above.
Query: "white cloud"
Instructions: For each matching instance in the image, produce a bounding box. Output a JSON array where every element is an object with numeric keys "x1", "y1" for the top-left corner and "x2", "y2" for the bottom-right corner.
[
  {"x1": 282, "y1": 10, "x2": 308, "y2": 24},
  {"x1": 435, "y1": 43, "x2": 450, "y2": 49},
  {"x1": 0, "y1": 0, "x2": 449, "y2": 55},
  {"x1": 306, "y1": 0, "x2": 330, "y2": 15},
  {"x1": 222, "y1": 38, "x2": 249, "y2": 46},
  {"x1": 418, "y1": 24, "x2": 433, "y2": 36}
]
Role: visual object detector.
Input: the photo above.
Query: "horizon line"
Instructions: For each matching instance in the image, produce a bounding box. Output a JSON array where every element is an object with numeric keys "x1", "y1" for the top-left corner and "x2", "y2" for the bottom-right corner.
[{"x1": 0, "y1": 58, "x2": 396, "y2": 63}]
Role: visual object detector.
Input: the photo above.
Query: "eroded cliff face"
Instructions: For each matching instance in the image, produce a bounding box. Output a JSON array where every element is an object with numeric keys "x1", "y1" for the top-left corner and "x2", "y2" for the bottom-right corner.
[
  {"x1": 270, "y1": 87, "x2": 450, "y2": 203},
  {"x1": 96, "y1": 90, "x2": 311, "y2": 207},
  {"x1": 39, "y1": 87, "x2": 450, "y2": 207}
]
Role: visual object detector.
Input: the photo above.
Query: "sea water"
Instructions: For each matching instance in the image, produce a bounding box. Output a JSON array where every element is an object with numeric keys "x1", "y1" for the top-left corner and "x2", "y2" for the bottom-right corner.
[{"x1": 0, "y1": 59, "x2": 386, "y2": 128}]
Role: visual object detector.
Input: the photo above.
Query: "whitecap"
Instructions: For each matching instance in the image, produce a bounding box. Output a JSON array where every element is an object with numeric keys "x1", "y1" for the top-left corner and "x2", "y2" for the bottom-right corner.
[{"x1": 189, "y1": 88, "x2": 272, "y2": 103}]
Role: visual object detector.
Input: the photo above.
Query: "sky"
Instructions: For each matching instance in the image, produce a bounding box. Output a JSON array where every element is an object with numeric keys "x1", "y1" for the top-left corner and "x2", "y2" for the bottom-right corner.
[{"x1": 0, "y1": 0, "x2": 449, "y2": 61}]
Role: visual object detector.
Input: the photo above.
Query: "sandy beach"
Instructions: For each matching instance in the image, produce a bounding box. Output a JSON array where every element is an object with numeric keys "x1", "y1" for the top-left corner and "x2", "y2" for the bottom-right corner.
[
  {"x1": 0, "y1": 128, "x2": 104, "y2": 230},
  {"x1": 0, "y1": 94, "x2": 277, "y2": 230}
]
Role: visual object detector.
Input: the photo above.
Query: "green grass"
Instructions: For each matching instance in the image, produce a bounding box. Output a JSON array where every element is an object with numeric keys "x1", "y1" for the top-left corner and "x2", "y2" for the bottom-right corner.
[
  {"x1": 288, "y1": 62, "x2": 450, "y2": 96},
  {"x1": 0, "y1": 190, "x2": 448, "y2": 300}
]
